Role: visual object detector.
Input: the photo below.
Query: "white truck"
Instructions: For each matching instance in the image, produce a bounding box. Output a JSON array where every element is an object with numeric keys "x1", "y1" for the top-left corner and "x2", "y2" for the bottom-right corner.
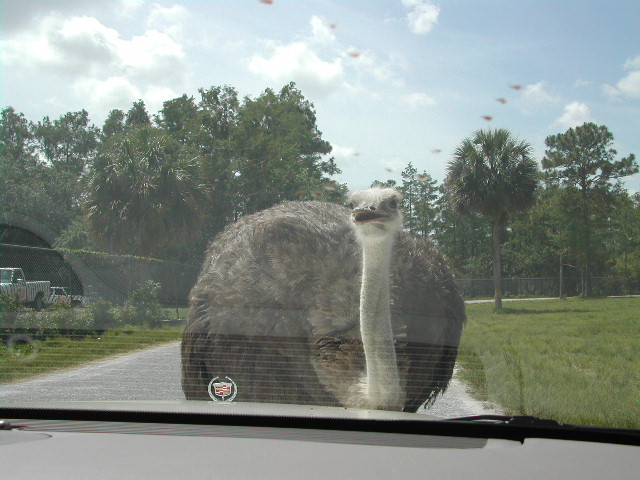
[
  {"x1": 48, "y1": 286, "x2": 87, "y2": 308},
  {"x1": 0, "y1": 268, "x2": 51, "y2": 311}
]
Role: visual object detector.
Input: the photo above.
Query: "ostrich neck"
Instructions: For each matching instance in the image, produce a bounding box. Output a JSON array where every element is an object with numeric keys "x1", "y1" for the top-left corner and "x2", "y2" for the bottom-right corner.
[{"x1": 359, "y1": 235, "x2": 402, "y2": 408}]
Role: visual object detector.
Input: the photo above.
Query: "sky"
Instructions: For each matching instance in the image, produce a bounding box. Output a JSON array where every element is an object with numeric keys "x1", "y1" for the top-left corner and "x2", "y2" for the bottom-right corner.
[{"x1": 1, "y1": 0, "x2": 639, "y2": 191}]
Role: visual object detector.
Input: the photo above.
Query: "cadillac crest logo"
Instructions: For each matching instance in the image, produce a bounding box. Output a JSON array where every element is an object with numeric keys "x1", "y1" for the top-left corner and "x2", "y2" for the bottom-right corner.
[{"x1": 208, "y1": 376, "x2": 238, "y2": 402}]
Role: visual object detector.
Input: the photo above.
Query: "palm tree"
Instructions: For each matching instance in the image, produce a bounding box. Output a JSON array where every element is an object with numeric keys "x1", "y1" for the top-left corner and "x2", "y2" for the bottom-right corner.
[
  {"x1": 85, "y1": 125, "x2": 207, "y2": 258},
  {"x1": 445, "y1": 128, "x2": 539, "y2": 309}
]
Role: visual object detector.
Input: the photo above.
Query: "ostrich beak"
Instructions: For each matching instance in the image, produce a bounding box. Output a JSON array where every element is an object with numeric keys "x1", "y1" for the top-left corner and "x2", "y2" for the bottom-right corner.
[{"x1": 353, "y1": 209, "x2": 388, "y2": 223}]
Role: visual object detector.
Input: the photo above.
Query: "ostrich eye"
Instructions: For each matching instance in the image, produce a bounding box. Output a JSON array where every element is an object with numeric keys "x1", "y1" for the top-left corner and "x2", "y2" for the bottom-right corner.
[{"x1": 388, "y1": 199, "x2": 398, "y2": 209}]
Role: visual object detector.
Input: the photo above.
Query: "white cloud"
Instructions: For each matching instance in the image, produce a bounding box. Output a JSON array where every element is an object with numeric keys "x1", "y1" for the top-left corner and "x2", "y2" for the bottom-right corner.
[
  {"x1": 249, "y1": 41, "x2": 345, "y2": 98},
  {"x1": 247, "y1": 15, "x2": 412, "y2": 99},
  {"x1": 401, "y1": 92, "x2": 437, "y2": 108},
  {"x1": 74, "y1": 76, "x2": 142, "y2": 114},
  {"x1": 522, "y1": 81, "x2": 559, "y2": 105},
  {"x1": 147, "y1": 3, "x2": 189, "y2": 39},
  {"x1": 56, "y1": 16, "x2": 121, "y2": 71},
  {"x1": 330, "y1": 144, "x2": 360, "y2": 159},
  {"x1": 310, "y1": 16, "x2": 337, "y2": 45},
  {"x1": 144, "y1": 85, "x2": 179, "y2": 113},
  {"x1": 73, "y1": 76, "x2": 177, "y2": 120},
  {"x1": 1, "y1": 16, "x2": 120, "y2": 74},
  {"x1": 552, "y1": 102, "x2": 593, "y2": 130},
  {"x1": 615, "y1": 70, "x2": 640, "y2": 98},
  {"x1": 402, "y1": 0, "x2": 440, "y2": 35},
  {"x1": 604, "y1": 54, "x2": 640, "y2": 99},
  {"x1": 624, "y1": 55, "x2": 640, "y2": 70},
  {"x1": 2, "y1": 14, "x2": 187, "y2": 82},
  {"x1": 0, "y1": 0, "x2": 87, "y2": 34},
  {"x1": 118, "y1": 0, "x2": 145, "y2": 18},
  {"x1": 1, "y1": 13, "x2": 188, "y2": 115},
  {"x1": 350, "y1": 50, "x2": 406, "y2": 88},
  {"x1": 121, "y1": 29, "x2": 187, "y2": 83}
]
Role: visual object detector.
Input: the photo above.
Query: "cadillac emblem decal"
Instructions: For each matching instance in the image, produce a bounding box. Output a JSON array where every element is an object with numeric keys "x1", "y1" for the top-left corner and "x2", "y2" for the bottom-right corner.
[{"x1": 208, "y1": 376, "x2": 238, "y2": 402}]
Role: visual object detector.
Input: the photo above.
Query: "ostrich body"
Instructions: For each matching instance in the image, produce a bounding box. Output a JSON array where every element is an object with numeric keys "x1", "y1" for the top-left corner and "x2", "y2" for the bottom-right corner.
[{"x1": 182, "y1": 188, "x2": 465, "y2": 411}]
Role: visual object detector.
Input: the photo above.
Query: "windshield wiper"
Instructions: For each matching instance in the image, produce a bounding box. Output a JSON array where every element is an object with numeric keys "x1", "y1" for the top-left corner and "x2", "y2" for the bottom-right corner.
[
  {"x1": 444, "y1": 415, "x2": 560, "y2": 427},
  {"x1": 441, "y1": 414, "x2": 640, "y2": 446}
]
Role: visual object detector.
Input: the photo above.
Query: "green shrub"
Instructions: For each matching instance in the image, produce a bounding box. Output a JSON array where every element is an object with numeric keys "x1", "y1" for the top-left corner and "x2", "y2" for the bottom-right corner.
[
  {"x1": 0, "y1": 293, "x2": 26, "y2": 313},
  {"x1": 60, "y1": 309, "x2": 94, "y2": 331},
  {"x1": 112, "y1": 304, "x2": 139, "y2": 327},
  {"x1": 123, "y1": 280, "x2": 163, "y2": 326},
  {"x1": 85, "y1": 299, "x2": 115, "y2": 330},
  {"x1": 2, "y1": 309, "x2": 58, "y2": 339},
  {"x1": 128, "y1": 280, "x2": 161, "y2": 306},
  {"x1": 46, "y1": 301, "x2": 72, "y2": 311}
]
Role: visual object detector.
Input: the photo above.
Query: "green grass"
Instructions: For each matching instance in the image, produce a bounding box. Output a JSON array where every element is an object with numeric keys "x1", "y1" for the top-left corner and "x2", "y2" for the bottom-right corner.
[
  {"x1": 457, "y1": 297, "x2": 640, "y2": 429},
  {"x1": 0, "y1": 326, "x2": 184, "y2": 385}
]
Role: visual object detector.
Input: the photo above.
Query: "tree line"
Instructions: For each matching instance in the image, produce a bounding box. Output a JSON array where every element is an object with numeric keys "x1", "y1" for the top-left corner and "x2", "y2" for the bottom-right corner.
[
  {"x1": 376, "y1": 124, "x2": 638, "y2": 303},
  {"x1": 1, "y1": 82, "x2": 638, "y2": 303},
  {"x1": 1, "y1": 82, "x2": 344, "y2": 264}
]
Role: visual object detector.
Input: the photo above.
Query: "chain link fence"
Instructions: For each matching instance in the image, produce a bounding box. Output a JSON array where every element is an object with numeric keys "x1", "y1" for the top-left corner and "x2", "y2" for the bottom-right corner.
[
  {"x1": 3, "y1": 243, "x2": 637, "y2": 305},
  {"x1": 456, "y1": 276, "x2": 639, "y2": 298}
]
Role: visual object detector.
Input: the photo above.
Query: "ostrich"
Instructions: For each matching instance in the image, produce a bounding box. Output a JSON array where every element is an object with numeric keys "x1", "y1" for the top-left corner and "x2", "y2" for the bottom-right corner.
[{"x1": 181, "y1": 187, "x2": 465, "y2": 412}]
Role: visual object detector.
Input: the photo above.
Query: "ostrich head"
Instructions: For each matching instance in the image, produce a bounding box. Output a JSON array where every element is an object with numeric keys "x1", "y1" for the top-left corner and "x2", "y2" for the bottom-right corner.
[{"x1": 348, "y1": 188, "x2": 404, "y2": 240}]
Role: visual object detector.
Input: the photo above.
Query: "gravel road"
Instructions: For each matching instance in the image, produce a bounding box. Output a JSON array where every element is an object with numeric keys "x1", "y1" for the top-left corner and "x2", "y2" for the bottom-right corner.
[
  {"x1": 0, "y1": 341, "x2": 500, "y2": 417},
  {"x1": 423, "y1": 368, "x2": 502, "y2": 417},
  {"x1": 1, "y1": 342, "x2": 184, "y2": 403}
]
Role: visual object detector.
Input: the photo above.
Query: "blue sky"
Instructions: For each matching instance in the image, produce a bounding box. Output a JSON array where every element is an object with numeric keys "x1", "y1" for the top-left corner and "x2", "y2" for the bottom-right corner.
[{"x1": 1, "y1": 0, "x2": 639, "y2": 191}]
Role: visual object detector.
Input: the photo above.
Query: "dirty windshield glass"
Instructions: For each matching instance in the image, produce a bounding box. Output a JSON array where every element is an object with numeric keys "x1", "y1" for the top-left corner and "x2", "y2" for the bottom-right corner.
[{"x1": 1, "y1": 1, "x2": 639, "y2": 430}]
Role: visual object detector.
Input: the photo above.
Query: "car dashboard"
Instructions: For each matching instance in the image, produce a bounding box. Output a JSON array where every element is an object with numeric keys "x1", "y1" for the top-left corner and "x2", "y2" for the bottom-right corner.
[{"x1": 2, "y1": 402, "x2": 639, "y2": 480}]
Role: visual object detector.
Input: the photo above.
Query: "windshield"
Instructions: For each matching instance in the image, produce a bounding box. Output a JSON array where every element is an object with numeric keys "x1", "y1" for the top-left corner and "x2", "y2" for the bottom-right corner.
[
  {"x1": 0, "y1": 270, "x2": 13, "y2": 284},
  {"x1": 0, "y1": 1, "x2": 638, "y2": 431}
]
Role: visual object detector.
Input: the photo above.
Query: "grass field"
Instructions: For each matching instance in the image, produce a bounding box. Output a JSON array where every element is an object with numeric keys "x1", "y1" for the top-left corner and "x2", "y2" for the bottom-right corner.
[
  {"x1": 0, "y1": 326, "x2": 184, "y2": 385},
  {"x1": 456, "y1": 297, "x2": 639, "y2": 429}
]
